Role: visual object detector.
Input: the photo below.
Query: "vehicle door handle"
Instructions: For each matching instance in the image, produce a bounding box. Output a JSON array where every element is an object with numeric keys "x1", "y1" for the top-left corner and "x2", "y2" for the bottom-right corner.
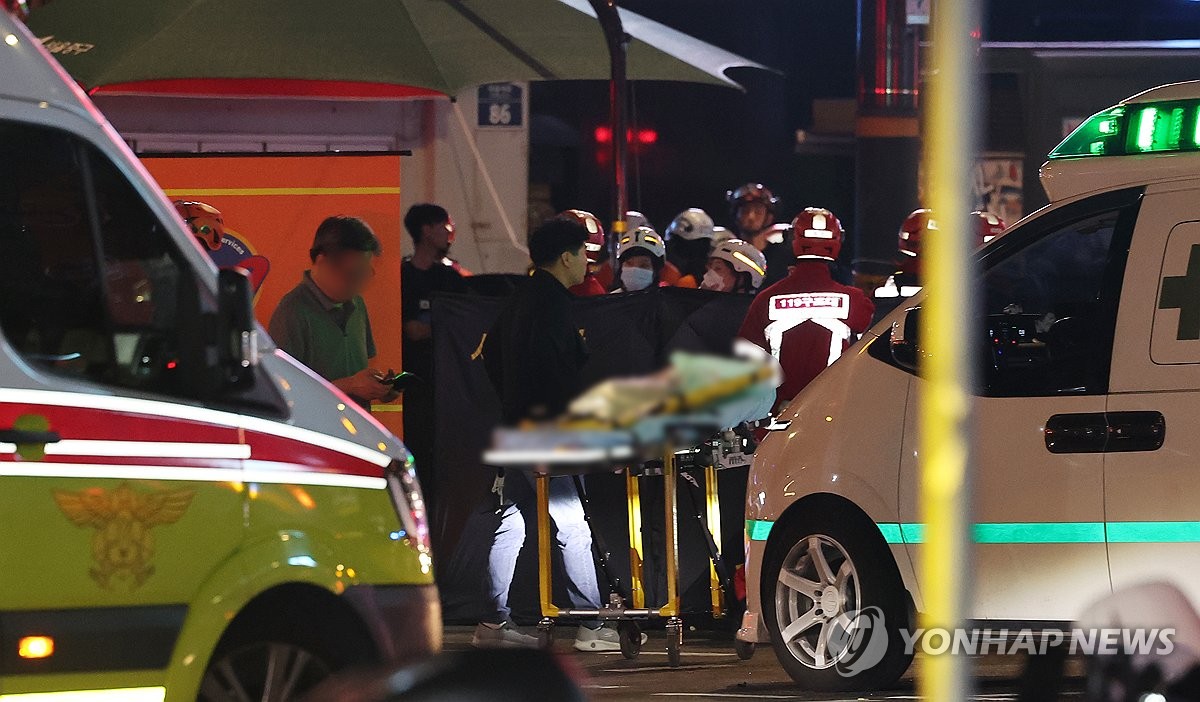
[
  {"x1": 1105, "y1": 411, "x2": 1165, "y2": 453},
  {"x1": 0, "y1": 429, "x2": 61, "y2": 445},
  {"x1": 1044, "y1": 412, "x2": 1165, "y2": 454},
  {"x1": 1045, "y1": 413, "x2": 1108, "y2": 454}
]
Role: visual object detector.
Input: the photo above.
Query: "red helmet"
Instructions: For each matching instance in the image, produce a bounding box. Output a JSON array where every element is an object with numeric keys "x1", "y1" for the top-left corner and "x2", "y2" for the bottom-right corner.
[
  {"x1": 726, "y1": 183, "x2": 779, "y2": 217},
  {"x1": 791, "y1": 207, "x2": 844, "y2": 261},
  {"x1": 897, "y1": 208, "x2": 1006, "y2": 275},
  {"x1": 972, "y1": 210, "x2": 1006, "y2": 246},
  {"x1": 558, "y1": 209, "x2": 605, "y2": 262},
  {"x1": 174, "y1": 200, "x2": 225, "y2": 252},
  {"x1": 898, "y1": 208, "x2": 935, "y2": 262}
]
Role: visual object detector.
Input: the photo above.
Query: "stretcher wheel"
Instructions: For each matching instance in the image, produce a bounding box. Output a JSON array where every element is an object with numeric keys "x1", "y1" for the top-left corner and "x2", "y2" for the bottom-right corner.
[
  {"x1": 617, "y1": 621, "x2": 642, "y2": 659},
  {"x1": 734, "y1": 640, "x2": 756, "y2": 661},
  {"x1": 666, "y1": 618, "x2": 683, "y2": 668},
  {"x1": 536, "y1": 618, "x2": 555, "y2": 650}
]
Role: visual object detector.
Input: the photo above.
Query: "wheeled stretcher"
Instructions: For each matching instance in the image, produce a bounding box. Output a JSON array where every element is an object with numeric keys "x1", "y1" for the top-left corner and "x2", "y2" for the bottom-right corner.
[{"x1": 484, "y1": 353, "x2": 777, "y2": 666}]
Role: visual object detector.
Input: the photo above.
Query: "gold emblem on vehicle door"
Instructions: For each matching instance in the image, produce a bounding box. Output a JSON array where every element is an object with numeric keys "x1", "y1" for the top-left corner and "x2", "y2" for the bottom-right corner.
[{"x1": 53, "y1": 483, "x2": 195, "y2": 590}]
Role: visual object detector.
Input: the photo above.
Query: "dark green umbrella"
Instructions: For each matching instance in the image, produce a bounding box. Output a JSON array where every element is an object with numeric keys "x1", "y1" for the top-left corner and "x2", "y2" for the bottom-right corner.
[{"x1": 25, "y1": 0, "x2": 768, "y2": 94}]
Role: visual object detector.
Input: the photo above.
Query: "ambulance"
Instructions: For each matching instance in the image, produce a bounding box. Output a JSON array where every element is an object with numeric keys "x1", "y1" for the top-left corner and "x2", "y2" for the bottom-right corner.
[
  {"x1": 739, "y1": 81, "x2": 1200, "y2": 690},
  {"x1": 0, "y1": 11, "x2": 438, "y2": 702}
]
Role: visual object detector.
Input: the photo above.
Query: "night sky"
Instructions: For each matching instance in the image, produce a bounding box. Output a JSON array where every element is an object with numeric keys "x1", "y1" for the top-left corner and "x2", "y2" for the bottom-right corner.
[{"x1": 531, "y1": 0, "x2": 1200, "y2": 231}]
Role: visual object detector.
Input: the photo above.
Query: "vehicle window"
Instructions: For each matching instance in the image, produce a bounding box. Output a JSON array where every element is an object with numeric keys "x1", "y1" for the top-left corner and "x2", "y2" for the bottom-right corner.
[
  {"x1": 980, "y1": 206, "x2": 1130, "y2": 397},
  {"x1": 0, "y1": 121, "x2": 195, "y2": 398}
]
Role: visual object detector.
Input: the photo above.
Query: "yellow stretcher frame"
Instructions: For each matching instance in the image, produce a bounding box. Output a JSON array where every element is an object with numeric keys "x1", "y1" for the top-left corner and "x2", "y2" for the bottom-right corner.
[
  {"x1": 490, "y1": 362, "x2": 774, "y2": 666},
  {"x1": 529, "y1": 441, "x2": 732, "y2": 667}
]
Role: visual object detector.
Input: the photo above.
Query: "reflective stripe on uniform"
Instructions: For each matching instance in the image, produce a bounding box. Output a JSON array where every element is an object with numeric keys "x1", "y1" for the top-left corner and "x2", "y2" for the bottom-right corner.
[{"x1": 763, "y1": 292, "x2": 853, "y2": 368}]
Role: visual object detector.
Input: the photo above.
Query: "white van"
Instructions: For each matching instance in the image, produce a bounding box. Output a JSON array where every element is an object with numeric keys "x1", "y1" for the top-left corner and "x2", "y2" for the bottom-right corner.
[
  {"x1": 739, "y1": 81, "x2": 1200, "y2": 690},
  {"x1": 0, "y1": 12, "x2": 437, "y2": 701}
]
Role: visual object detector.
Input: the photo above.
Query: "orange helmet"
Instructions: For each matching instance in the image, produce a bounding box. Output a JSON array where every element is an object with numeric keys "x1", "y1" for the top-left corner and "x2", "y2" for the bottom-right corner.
[
  {"x1": 972, "y1": 210, "x2": 1006, "y2": 246},
  {"x1": 791, "y1": 207, "x2": 844, "y2": 261},
  {"x1": 558, "y1": 209, "x2": 606, "y2": 262},
  {"x1": 174, "y1": 200, "x2": 225, "y2": 252}
]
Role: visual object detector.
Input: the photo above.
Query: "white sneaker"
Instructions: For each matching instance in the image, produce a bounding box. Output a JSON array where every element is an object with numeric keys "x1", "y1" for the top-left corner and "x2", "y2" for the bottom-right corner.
[
  {"x1": 573, "y1": 623, "x2": 648, "y2": 652},
  {"x1": 472, "y1": 622, "x2": 539, "y2": 649}
]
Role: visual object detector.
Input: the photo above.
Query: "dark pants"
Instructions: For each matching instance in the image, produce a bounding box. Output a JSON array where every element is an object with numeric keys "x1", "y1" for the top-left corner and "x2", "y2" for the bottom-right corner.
[{"x1": 403, "y1": 382, "x2": 437, "y2": 508}]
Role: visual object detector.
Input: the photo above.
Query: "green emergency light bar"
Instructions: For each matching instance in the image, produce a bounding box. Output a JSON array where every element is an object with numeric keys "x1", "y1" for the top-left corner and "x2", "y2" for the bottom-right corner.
[{"x1": 1048, "y1": 100, "x2": 1200, "y2": 159}]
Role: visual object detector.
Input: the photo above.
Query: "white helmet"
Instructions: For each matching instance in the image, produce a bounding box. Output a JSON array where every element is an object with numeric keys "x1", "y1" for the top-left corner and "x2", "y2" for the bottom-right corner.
[
  {"x1": 665, "y1": 208, "x2": 715, "y2": 241},
  {"x1": 617, "y1": 226, "x2": 666, "y2": 260},
  {"x1": 711, "y1": 226, "x2": 733, "y2": 245},
  {"x1": 624, "y1": 210, "x2": 650, "y2": 232},
  {"x1": 711, "y1": 238, "x2": 767, "y2": 290}
]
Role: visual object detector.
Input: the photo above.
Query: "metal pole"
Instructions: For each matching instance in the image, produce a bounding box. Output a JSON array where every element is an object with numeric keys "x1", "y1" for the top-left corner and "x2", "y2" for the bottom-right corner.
[
  {"x1": 588, "y1": 0, "x2": 629, "y2": 265},
  {"x1": 852, "y1": 0, "x2": 922, "y2": 295},
  {"x1": 919, "y1": 0, "x2": 980, "y2": 699}
]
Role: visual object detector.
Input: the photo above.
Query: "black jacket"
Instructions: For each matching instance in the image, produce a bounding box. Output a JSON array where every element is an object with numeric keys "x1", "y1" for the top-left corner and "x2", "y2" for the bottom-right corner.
[{"x1": 483, "y1": 269, "x2": 589, "y2": 424}]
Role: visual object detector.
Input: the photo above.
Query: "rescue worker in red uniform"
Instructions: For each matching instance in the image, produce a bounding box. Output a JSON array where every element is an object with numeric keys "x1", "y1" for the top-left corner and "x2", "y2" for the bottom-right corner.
[
  {"x1": 559, "y1": 209, "x2": 609, "y2": 297},
  {"x1": 873, "y1": 208, "x2": 1006, "y2": 323},
  {"x1": 738, "y1": 207, "x2": 875, "y2": 408}
]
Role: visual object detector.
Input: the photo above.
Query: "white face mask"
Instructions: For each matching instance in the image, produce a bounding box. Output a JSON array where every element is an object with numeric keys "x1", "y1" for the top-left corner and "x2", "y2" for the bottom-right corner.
[
  {"x1": 620, "y1": 266, "x2": 655, "y2": 292},
  {"x1": 701, "y1": 269, "x2": 729, "y2": 292}
]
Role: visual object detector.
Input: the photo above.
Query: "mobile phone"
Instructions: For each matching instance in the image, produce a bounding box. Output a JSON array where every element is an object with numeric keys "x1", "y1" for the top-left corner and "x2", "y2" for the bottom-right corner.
[{"x1": 381, "y1": 369, "x2": 419, "y2": 391}]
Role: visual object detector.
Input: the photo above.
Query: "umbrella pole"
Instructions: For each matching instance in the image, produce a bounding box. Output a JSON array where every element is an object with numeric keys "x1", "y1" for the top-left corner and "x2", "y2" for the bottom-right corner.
[{"x1": 589, "y1": 0, "x2": 629, "y2": 269}]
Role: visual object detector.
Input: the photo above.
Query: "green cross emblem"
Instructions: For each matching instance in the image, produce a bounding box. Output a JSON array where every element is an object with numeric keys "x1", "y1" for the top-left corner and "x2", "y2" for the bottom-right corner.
[{"x1": 1159, "y1": 244, "x2": 1200, "y2": 341}]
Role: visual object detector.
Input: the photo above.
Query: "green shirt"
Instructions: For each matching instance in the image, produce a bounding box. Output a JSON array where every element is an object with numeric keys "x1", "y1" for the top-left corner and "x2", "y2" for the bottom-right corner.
[{"x1": 268, "y1": 271, "x2": 376, "y2": 383}]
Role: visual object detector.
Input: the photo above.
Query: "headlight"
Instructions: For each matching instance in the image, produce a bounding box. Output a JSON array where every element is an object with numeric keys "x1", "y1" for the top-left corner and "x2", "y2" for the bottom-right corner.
[{"x1": 385, "y1": 455, "x2": 431, "y2": 554}]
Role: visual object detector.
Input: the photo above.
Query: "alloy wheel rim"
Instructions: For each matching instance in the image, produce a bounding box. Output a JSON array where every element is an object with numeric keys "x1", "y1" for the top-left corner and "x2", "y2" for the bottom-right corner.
[
  {"x1": 774, "y1": 533, "x2": 862, "y2": 670},
  {"x1": 198, "y1": 641, "x2": 332, "y2": 702}
]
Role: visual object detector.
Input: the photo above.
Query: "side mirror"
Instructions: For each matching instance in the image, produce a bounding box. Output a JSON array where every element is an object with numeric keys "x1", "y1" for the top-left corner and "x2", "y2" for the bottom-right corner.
[
  {"x1": 217, "y1": 267, "x2": 258, "y2": 388},
  {"x1": 890, "y1": 306, "x2": 921, "y2": 370}
]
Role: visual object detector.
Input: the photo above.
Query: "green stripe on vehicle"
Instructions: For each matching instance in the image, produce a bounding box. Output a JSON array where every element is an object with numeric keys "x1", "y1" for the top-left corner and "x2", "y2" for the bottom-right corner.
[
  {"x1": 975, "y1": 522, "x2": 1105, "y2": 543},
  {"x1": 901, "y1": 522, "x2": 925, "y2": 544},
  {"x1": 747, "y1": 519, "x2": 774, "y2": 541},
  {"x1": 876, "y1": 522, "x2": 903, "y2": 543},
  {"x1": 1106, "y1": 521, "x2": 1200, "y2": 542},
  {"x1": 875, "y1": 521, "x2": 1200, "y2": 544}
]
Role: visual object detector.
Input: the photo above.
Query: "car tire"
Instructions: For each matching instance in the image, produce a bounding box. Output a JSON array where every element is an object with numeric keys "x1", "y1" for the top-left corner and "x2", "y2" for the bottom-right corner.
[
  {"x1": 198, "y1": 619, "x2": 355, "y2": 702},
  {"x1": 761, "y1": 505, "x2": 913, "y2": 692}
]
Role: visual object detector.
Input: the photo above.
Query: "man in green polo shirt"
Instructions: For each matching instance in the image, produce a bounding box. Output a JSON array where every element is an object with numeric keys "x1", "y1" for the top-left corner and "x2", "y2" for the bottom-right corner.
[{"x1": 269, "y1": 216, "x2": 396, "y2": 407}]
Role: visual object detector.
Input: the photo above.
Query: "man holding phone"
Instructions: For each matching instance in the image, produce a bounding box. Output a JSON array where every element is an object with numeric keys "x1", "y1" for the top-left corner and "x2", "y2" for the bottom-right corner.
[{"x1": 269, "y1": 215, "x2": 398, "y2": 408}]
